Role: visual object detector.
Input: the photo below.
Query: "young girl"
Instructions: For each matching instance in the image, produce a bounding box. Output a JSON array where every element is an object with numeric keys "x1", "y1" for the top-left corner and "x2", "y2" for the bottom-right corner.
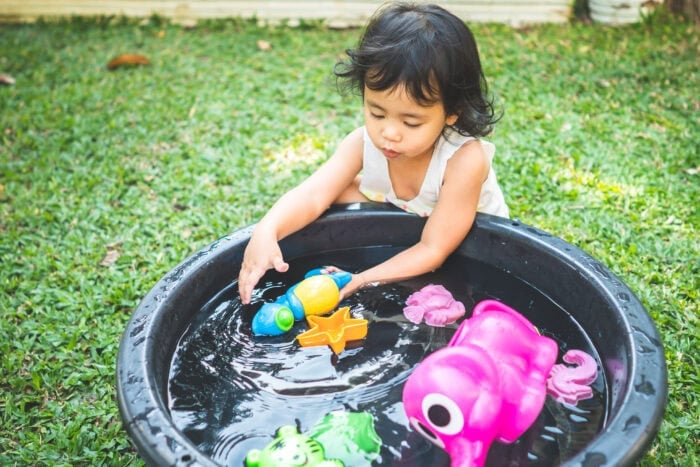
[{"x1": 238, "y1": 2, "x2": 508, "y2": 304}]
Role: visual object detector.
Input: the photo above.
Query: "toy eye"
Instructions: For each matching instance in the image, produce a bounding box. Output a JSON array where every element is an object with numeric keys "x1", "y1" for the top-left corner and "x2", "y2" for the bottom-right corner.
[{"x1": 421, "y1": 393, "x2": 465, "y2": 436}]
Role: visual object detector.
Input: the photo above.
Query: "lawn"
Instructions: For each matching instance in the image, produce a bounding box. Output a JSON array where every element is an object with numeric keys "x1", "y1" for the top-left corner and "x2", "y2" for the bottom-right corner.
[{"x1": 0, "y1": 12, "x2": 698, "y2": 466}]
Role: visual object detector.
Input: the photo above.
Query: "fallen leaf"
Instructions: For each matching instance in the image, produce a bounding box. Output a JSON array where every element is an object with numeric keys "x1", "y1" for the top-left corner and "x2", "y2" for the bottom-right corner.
[
  {"x1": 684, "y1": 166, "x2": 699, "y2": 175},
  {"x1": 99, "y1": 249, "x2": 120, "y2": 267},
  {"x1": 0, "y1": 73, "x2": 15, "y2": 85},
  {"x1": 664, "y1": 215, "x2": 678, "y2": 225},
  {"x1": 107, "y1": 54, "x2": 151, "y2": 70},
  {"x1": 100, "y1": 242, "x2": 122, "y2": 267},
  {"x1": 256, "y1": 40, "x2": 272, "y2": 51}
]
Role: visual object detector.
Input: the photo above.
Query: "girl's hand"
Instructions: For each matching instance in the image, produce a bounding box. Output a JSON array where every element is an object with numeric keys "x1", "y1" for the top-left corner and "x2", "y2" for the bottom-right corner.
[
  {"x1": 238, "y1": 232, "x2": 288, "y2": 304},
  {"x1": 317, "y1": 266, "x2": 366, "y2": 301},
  {"x1": 338, "y1": 272, "x2": 367, "y2": 301}
]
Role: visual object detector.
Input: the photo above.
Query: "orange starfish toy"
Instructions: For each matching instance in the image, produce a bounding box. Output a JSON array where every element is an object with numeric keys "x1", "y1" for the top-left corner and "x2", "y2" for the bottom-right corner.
[{"x1": 296, "y1": 307, "x2": 368, "y2": 354}]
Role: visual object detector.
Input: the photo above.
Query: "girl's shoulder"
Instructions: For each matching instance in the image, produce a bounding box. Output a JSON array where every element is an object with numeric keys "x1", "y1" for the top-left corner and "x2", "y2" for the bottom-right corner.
[
  {"x1": 341, "y1": 126, "x2": 366, "y2": 148},
  {"x1": 440, "y1": 128, "x2": 494, "y2": 163}
]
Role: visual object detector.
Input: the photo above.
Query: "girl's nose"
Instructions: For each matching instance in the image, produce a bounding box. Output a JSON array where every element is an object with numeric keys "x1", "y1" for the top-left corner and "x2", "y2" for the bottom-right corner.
[{"x1": 382, "y1": 123, "x2": 401, "y2": 142}]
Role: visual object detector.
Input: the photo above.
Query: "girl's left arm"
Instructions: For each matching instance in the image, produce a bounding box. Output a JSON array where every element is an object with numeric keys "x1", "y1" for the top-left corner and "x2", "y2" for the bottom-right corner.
[{"x1": 341, "y1": 141, "x2": 489, "y2": 296}]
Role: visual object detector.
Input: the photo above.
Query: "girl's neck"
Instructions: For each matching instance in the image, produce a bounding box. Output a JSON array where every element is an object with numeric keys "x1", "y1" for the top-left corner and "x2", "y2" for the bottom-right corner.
[{"x1": 388, "y1": 146, "x2": 435, "y2": 201}]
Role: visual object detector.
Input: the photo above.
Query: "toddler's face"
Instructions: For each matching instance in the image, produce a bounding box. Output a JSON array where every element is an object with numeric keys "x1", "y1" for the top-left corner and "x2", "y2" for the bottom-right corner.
[{"x1": 363, "y1": 84, "x2": 457, "y2": 162}]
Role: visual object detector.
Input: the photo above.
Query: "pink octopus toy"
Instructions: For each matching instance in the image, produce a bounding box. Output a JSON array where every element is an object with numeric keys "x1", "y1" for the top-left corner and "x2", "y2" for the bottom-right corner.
[{"x1": 402, "y1": 300, "x2": 560, "y2": 467}]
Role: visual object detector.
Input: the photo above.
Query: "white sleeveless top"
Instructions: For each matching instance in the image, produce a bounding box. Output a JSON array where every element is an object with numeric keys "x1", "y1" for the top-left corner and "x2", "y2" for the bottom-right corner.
[{"x1": 359, "y1": 127, "x2": 509, "y2": 218}]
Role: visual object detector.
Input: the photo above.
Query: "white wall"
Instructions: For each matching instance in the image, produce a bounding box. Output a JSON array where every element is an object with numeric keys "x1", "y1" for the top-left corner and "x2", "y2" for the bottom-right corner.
[{"x1": 0, "y1": 1, "x2": 573, "y2": 26}]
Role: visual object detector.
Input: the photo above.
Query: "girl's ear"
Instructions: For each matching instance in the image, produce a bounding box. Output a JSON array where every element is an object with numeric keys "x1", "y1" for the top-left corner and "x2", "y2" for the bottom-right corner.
[{"x1": 446, "y1": 114, "x2": 458, "y2": 126}]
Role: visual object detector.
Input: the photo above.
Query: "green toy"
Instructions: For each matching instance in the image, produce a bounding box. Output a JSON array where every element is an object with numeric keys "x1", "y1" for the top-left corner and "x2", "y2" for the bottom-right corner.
[
  {"x1": 308, "y1": 411, "x2": 382, "y2": 466},
  {"x1": 245, "y1": 425, "x2": 344, "y2": 467}
]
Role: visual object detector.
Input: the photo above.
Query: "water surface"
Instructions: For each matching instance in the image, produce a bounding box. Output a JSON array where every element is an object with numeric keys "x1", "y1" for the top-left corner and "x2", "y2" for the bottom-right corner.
[{"x1": 169, "y1": 254, "x2": 606, "y2": 466}]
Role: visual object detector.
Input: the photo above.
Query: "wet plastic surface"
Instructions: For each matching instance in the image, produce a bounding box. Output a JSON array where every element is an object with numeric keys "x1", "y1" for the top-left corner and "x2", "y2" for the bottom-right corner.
[{"x1": 116, "y1": 203, "x2": 667, "y2": 466}]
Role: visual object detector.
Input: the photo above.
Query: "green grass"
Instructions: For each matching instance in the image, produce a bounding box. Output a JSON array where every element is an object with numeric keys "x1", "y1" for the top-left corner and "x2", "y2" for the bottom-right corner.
[{"x1": 1, "y1": 12, "x2": 698, "y2": 465}]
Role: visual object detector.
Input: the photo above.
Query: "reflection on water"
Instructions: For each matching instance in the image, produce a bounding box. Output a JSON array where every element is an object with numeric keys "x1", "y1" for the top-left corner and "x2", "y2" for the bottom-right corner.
[{"x1": 168, "y1": 254, "x2": 606, "y2": 466}]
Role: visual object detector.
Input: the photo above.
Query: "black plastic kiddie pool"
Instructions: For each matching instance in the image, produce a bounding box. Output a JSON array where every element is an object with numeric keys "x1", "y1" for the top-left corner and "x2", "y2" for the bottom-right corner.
[{"x1": 117, "y1": 204, "x2": 667, "y2": 466}]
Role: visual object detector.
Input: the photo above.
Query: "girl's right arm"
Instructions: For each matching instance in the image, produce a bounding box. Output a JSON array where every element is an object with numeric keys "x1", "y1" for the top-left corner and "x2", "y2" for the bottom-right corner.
[{"x1": 237, "y1": 127, "x2": 365, "y2": 304}]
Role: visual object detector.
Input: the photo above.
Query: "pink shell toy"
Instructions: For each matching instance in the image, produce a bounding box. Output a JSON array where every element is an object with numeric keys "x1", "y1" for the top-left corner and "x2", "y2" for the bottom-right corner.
[
  {"x1": 403, "y1": 284, "x2": 466, "y2": 326},
  {"x1": 402, "y1": 299, "x2": 559, "y2": 467}
]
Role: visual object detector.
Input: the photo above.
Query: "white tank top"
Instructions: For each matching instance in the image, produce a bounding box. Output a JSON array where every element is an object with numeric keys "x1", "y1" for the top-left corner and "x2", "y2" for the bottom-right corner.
[{"x1": 359, "y1": 127, "x2": 509, "y2": 218}]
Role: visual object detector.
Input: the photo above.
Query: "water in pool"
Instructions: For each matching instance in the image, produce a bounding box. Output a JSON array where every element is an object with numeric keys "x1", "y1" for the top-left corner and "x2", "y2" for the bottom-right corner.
[{"x1": 168, "y1": 252, "x2": 606, "y2": 466}]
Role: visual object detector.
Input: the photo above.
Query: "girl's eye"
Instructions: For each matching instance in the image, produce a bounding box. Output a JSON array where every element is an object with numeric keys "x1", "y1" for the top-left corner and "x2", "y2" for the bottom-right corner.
[
  {"x1": 404, "y1": 122, "x2": 421, "y2": 128},
  {"x1": 370, "y1": 112, "x2": 384, "y2": 120}
]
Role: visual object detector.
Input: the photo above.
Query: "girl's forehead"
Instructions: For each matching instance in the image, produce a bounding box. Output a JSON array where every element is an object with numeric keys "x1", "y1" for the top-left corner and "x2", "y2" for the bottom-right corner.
[
  {"x1": 364, "y1": 84, "x2": 441, "y2": 109},
  {"x1": 364, "y1": 85, "x2": 446, "y2": 116},
  {"x1": 364, "y1": 66, "x2": 442, "y2": 105}
]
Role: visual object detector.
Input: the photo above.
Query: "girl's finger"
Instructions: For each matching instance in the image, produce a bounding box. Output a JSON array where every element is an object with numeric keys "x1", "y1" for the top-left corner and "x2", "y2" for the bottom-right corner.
[{"x1": 273, "y1": 257, "x2": 289, "y2": 273}]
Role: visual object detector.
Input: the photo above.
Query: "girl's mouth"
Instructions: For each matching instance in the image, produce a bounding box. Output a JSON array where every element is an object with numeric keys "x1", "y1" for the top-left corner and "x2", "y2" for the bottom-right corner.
[{"x1": 382, "y1": 148, "x2": 399, "y2": 159}]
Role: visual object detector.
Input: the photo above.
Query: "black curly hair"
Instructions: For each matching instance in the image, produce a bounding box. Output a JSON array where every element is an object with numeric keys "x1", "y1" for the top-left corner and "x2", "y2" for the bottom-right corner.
[{"x1": 334, "y1": 2, "x2": 499, "y2": 137}]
